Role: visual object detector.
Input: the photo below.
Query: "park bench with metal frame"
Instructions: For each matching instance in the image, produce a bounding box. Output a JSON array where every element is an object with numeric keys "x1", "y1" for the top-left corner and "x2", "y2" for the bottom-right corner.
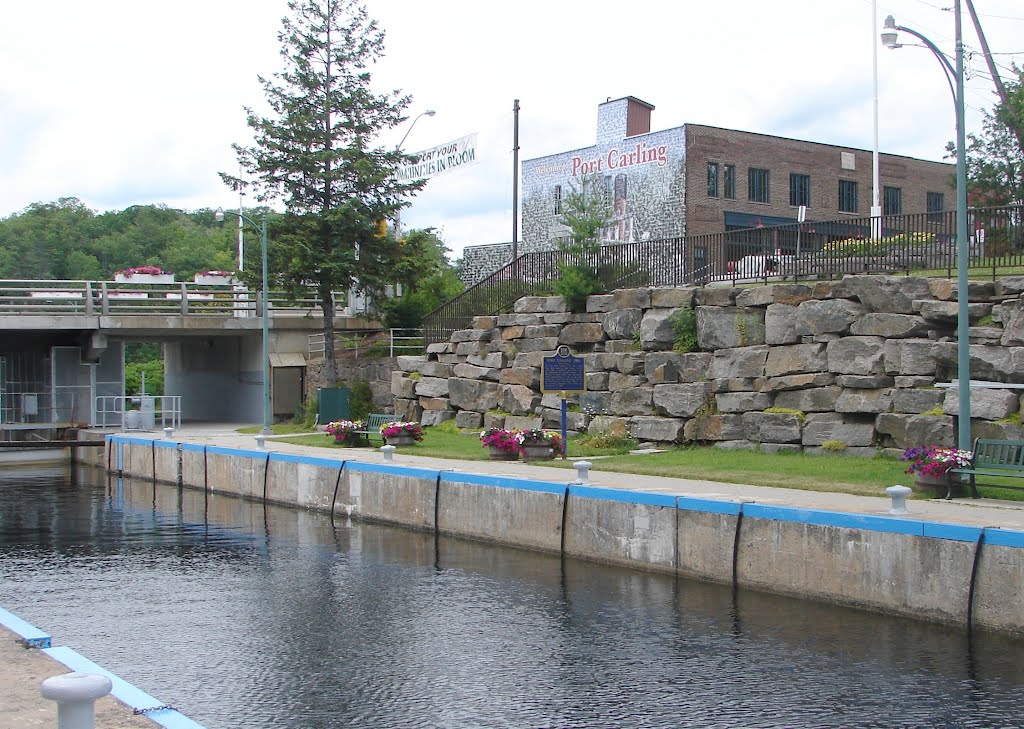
[
  {"x1": 351, "y1": 413, "x2": 400, "y2": 446},
  {"x1": 950, "y1": 438, "x2": 1024, "y2": 498}
]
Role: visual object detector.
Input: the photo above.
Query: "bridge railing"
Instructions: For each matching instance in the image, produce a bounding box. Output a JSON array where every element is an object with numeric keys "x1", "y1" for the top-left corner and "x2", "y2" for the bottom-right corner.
[
  {"x1": 94, "y1": 395, "x2": 182, "y2": 431},
  {"x1": 0, "y1": 280, "x2": 346, "y2": 317}
]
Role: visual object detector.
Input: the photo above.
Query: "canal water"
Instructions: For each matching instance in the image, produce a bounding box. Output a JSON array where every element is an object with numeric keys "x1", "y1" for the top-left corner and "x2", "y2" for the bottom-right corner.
[{"x1": 1, "y1": 464, "x2": 1023, "y2": 729}]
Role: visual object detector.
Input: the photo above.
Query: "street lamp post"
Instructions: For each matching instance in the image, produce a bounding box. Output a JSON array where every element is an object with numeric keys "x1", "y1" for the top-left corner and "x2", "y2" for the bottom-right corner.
[
  {"x1": 395, "y1": 109, "x2": 436, "y2": 242},
  {"x1": 882, "y1": 3, "x2": 972, "y2": 453},
  {"x1": 216, "y1": 207, "x2": 272, "y2": 436}
]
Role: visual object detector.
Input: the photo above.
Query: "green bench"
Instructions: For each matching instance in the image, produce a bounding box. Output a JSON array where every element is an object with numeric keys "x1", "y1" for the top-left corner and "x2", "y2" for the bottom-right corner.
[
  {"x1": 351, "y1": 413, "x2": 400, "y2": 446},
  {"x1": 949, "y1": 438, "x2": 1024, "y2": 499}
]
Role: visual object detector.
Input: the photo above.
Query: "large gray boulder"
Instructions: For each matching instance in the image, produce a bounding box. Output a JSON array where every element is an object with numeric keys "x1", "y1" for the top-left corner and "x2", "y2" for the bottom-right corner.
[
  {"x1": 741, "y1": 412, "x2": 802, "y2": 443},
  {"x1": 448, "y1": 378, "x2": 500, "y2": 411},
  {"x1": 632, "y1": 416, "x2": 686, "y2": 442},
  {"x1": 764, "y1": 343, "x2": 827, "y2": 377},
  {"x1": 708, "y1": 346, "x2": 770, "y2": 379},
  {"x1": 826, "y1": 337, "x2": 886, "y2": 375},
  {"x1": 942, "y1": 387, "x2": 1019, "y2": 420},
  {"x1": 792, "y1": 299, "x2": 866, "y2": 336},
  {"x1": 696, "y1": 306, "x2": 766, "y2": 349},
  {"x1": 603, "y1": 308, "x2": 644, "y2": 340},
  {"x1": 653, "y1": 383, "x2": 712, "y2": 417}
]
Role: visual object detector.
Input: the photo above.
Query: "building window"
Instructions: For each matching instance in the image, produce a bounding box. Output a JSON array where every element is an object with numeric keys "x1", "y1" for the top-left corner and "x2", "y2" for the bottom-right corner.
[
  {"x1": 839, "y1": 180, "x2": 858, "y2": 213},
  {"x1": 883, "y1": 186, "x2": 902, "y2": 215},
  {"x1": 789, "y1": 173, "x2": 811, "y2": 208},
  {"x1": 707, "y1": 162, "x2": 719, "y2": 197},
  {"x1": 553, "y1": 184, "x2": 562, "y2": 215},
  {"x1": 927, "y1": 191, "x2": 945, "y2": 221},
  {"x1": 748, "y1": 168, "x2": 770, "y2": 203},
  {"x1": 724, "y1": 164, "x2": 736, "y2": 199}
]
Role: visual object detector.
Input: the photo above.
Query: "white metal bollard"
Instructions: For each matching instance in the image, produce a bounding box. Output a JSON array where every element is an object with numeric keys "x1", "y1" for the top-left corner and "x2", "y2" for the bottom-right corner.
[
  {"x1": 40, "y1": 672, "x2": 112, "y2": 729},
  {"x1": 255, "y1": 434, "x2": 266, "y2": 449},
  {"x1": 886, "y1": 485, "x2": 912, "y2": 515},
  {"x1": 163, "y1": 426, "x2": 174, "y2": 439},
  {"x1": 381, "y1": 445, "x2": 396, "y2": 463},
  {"x1": 573, "y1": 460, "x2": 593, "y2": 484}
]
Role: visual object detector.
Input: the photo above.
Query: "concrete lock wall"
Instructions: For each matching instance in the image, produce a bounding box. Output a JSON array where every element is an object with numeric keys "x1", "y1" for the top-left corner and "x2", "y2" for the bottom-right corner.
[{"x1": 95, "y1": 435, "x2": 1024, "y2": 636}]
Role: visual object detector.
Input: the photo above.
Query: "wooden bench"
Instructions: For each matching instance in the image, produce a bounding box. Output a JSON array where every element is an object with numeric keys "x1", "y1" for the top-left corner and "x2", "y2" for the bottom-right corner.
[
  {"x1": 351, "y1": 413, "x2": 400, "y2": 446},
  {"x1": 949, "y1": 438, "x2": 1024, "y2": 499}
]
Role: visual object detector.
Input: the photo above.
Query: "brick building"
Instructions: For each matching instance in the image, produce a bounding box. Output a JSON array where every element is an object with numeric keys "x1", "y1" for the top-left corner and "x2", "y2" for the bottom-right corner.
[{"x1": 460, "y1": 96, "x2": 954, "y2": 284}]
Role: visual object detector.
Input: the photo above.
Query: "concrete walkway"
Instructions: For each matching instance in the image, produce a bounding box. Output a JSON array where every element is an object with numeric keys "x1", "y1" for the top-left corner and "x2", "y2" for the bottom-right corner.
[
  {"x1": 0, "y1": 626, "x2": 156, "y2": 729},
  {"x1": 170, "y1": 423, "x2": 1024, "y2": 531}
]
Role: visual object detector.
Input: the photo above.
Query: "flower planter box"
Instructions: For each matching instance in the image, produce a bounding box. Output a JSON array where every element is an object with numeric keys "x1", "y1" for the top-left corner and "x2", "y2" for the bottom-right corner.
[
  {"x1": 488, "y1": 446, "x2": 519, "y2": 461},
  {"x1": 384, "y1": 434, "x2": 416, "y2": 446},
  {"x1": 114, "y1": 273, "x2": 175, "y2": 284},
  {"x1": 520, "y1": 443, "x2": 556, "y2": 462}
]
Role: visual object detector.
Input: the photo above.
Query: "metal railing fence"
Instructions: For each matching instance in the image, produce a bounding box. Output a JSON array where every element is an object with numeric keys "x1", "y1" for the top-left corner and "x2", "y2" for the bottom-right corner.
[
  {"x1": 309, "y1": 328, "x2": 424, "y2": 359},
  {"x1": 0, "y1": 280, "x2": 347, "y2": 317},
  {"x1": 424, "y1": 204, "x2": 1023, "y2": 346}
]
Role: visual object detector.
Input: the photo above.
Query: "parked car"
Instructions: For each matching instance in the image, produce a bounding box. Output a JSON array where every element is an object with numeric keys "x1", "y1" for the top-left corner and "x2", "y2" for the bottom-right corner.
[{"x1": 726, "y1": 254, "x2": 795, "y2": 278}]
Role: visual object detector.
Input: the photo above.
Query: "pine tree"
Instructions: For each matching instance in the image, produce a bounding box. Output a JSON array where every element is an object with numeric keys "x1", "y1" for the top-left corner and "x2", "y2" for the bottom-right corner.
[{"x1": 222, "y1": 0, "x2": 425, "y2": 385}]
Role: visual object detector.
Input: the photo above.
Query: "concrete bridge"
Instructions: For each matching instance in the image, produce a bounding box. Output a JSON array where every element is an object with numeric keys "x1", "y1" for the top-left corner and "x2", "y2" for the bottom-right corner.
[{"x1": 0, "y1": 279, "x2": 376, "y2": 428}]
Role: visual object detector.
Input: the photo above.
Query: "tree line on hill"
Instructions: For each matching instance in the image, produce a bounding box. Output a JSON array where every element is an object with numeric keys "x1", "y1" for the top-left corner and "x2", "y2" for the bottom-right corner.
[{"x1": 0, "y1": 197, "x2": 463, "y2": 329}]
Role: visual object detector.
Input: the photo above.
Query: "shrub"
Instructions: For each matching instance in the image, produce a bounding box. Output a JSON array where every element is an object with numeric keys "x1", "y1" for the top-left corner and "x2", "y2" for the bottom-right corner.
[
  {"x1": 821, "y1": 440, "x2": 848, "y2": 452},
  {"x1": 764, "y1": 407, "x2": 806, "y2": 422},
  {"x1": 347, "y1": 379, "x2": 374, "y2": 420},
  {"x1": 668, "y1": 307, "x2": 698, "y2": 352}
]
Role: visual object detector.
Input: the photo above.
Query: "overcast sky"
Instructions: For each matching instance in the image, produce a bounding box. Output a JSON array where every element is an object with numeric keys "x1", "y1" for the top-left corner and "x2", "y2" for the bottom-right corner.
[{"x1": 1, "y1": 0, "x2": 1021, "y2": 260}]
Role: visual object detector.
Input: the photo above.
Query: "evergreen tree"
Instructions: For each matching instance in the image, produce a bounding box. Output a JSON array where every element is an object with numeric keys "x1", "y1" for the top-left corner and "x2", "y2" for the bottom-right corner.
[{"x1": 221, "y1": 0, "x2": 425, "y2": 386}]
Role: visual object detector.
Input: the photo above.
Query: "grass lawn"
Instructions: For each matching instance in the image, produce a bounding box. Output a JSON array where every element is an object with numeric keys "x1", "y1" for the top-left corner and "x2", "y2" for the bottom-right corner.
[{"x1": 243, "y1": 424, "x2": 1024, "y2": 501}]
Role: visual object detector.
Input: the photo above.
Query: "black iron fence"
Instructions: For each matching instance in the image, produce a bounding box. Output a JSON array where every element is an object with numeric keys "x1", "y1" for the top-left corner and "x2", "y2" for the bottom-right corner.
[{"x1": 424, "y1": 204, "x2": 1023, "y2": 346}]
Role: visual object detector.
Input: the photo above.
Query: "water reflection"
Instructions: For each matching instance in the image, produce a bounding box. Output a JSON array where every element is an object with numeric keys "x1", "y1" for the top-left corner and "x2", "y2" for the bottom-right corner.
[{"x1": 0, "y1": 464, "x2": 1022, "y2": 728}]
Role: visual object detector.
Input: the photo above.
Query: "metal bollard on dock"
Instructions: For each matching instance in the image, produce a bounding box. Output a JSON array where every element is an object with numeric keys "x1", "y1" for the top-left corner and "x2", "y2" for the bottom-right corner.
[
  {"x1": 573, "y1": 461, "x2": 593, "y2": 484},
  {"x1": 886, "y1": 485, "x2": 912, "y2": 515},
  {"x1": 381, "y1": 444, "x2": 396, "y2": 463},
  {"x1": 40, "y1": 672, "x2": 112, "y2": 729}
]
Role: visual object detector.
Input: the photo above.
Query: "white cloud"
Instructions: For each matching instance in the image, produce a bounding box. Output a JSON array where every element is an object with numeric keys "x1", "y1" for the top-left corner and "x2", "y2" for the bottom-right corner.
[{"x1": 1, "y1": 0, "x2": 1020, "y2": 258}]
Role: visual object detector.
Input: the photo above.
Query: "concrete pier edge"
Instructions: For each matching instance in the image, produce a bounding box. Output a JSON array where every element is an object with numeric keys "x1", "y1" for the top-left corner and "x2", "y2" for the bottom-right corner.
[{"x1": 91, "y1": 432, "x2": 1024, "y2": 635}]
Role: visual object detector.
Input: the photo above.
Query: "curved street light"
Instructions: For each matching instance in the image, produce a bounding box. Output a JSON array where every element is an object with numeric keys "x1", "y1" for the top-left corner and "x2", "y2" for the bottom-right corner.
[
  {"x1": 398, "y1": 109, "x2": 436, "y2": 150},
  {"x1": 882, "y1": 4, "x2": 971, "y2": 453},
  {"x1": 215, "y1": 207, "x2": 272, "y2": 436}
]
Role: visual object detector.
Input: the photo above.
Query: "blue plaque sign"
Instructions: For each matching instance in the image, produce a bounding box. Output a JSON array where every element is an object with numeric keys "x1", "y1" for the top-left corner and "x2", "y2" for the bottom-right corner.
[{"x1": 542, "y1": 346, "x2": 585, "y2": 394}]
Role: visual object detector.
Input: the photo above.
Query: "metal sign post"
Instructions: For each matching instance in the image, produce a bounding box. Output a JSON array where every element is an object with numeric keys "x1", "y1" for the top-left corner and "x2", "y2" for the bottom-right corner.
[{"x1": 541, "y1": 346, "x2": 585, "y2": 459}]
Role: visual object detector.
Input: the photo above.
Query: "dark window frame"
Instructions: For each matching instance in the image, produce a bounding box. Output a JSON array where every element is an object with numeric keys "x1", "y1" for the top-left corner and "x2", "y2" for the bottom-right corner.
[
  {"x1": 839, "y1": 179, "x2": 858, "y2": 213},
  {"x1": 883, "y1": 185, "x2": 902, "y2": 215},
  {"x1": 707, "y1": 162, "x2": 720, "y2": 198},
  {"x1": 724, "y1": 164, "x2": 736, "y2": 199},
  {"x1": 748, "y1": 167, "x2": 770, "y2": 204},
  {"x1": 789, "y1": 173, "x2": 811, "y2": 208},
  {"x1": 927, "y1": 191, "x2": 945, "y2": 222},
  {"x1": 553, "y1": 184, "x2": 562, "y2": 215}
]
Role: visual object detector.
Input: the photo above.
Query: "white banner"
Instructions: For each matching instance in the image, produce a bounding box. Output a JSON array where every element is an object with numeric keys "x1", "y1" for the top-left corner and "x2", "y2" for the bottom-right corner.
[{"x1": 396, "y1": 133, "x2": 478, "y2": 182}]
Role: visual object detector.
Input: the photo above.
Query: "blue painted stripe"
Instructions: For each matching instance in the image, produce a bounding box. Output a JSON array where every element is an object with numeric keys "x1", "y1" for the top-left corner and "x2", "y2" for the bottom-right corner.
[
  {"x1": 985, "y1": 528, "x2": 1024, "y2": 548},
  {"x1": 442, "y1": 471, "x2": 566, "y2": 495},
  {"x1": 570, "y1": 484, "x2": 678, "y2": 507},
  {"x1": 922, "y1": 522, "x2": 983, "y2": 542},
  {"x1": 179, "y1": 443, "x2": 206, "y2": 453},
  {"x1": 43, "y1": 646, "x2": 207, "y2": 729},
  {"x1": 153, "y1": 440, "x2": 178, "y2": 451},
  {"x1": 345, "y1": 461, "x2": 443, "y2": 481},
  {"x1": 743, "y1": 503, "x2": 926, "y2": 536},
  {"x1": 115, "y1": 436, "x2": 156, "y2": 446},
  {"x1": 206, "y1": 445, "x2": 261, "y2": 459},
  {"x1": 677, "y1": 496, "x2": 743, "y2": 516},
  {"x1": 0, "y1": 606, "x2": 51, "y2": 648}
]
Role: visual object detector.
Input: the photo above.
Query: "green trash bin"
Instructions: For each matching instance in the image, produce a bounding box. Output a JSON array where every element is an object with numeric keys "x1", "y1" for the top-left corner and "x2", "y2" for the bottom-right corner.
[{"x1": 317, "y1": 387, "x2": 350, "y2": 424}]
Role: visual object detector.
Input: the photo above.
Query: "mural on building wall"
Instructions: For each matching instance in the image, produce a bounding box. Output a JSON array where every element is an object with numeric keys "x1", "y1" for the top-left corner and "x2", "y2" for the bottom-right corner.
[{"x1": 522, "y1": 128, "x2": 687, "y2": 254}]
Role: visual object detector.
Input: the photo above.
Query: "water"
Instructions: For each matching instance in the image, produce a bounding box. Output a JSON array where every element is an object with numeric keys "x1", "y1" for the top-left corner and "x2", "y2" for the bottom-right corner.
[{"x1": 2, "y1": 464, "x2": 1023, "y2": 729}]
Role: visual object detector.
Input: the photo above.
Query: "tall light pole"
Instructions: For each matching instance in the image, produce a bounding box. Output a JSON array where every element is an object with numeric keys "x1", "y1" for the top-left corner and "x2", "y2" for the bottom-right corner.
[
  {"x1": 882, "y1": 3, "x2": 972, "y2": 452},
  {"x1": 394, "y1": 109, "x2": 436, "y2": 245},
  {"x1": 216, "y1": 207, "x2": 272, "y2": 436}
]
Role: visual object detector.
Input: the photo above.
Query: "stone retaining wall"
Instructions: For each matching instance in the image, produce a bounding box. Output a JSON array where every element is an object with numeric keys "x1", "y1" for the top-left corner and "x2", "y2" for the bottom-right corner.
[{"x1": 394, "y1": 275, "x2": 1024, "y2": 452}]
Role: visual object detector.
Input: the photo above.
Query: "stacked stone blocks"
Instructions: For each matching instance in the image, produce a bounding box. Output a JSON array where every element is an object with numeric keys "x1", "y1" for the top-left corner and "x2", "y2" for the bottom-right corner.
[{"x1": 393, "y1": 275, "x2": 1024, "y2": 454}]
